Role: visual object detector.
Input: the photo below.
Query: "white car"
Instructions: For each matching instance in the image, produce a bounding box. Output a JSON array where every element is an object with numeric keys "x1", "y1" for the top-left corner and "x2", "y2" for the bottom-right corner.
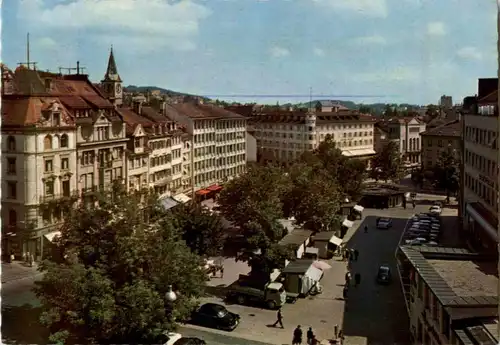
[{"x1": 429, "y1": 206, "x2": 442, "y2": 215}]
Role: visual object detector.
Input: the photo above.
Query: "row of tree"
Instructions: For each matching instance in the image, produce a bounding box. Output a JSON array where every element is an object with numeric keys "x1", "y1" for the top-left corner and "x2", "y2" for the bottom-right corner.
[{"x1": 36, "y1": 135, "x2": 369, "y2": 344}]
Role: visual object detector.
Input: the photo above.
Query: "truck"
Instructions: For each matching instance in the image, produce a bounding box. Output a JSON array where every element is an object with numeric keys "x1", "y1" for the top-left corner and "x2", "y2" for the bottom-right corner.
[{"x1": 225, "y1": 274, "x2": 287, "y2": 309}]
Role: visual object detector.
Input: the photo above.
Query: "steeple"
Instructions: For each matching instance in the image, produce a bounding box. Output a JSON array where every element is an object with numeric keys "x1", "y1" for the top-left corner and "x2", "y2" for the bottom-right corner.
[{"x1": 103, "y1": 46, "x2": 121, "y2": 82}]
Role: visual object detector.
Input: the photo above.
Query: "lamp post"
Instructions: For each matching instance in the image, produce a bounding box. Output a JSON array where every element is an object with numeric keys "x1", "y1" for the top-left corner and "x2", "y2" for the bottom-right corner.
[{"x1": 165, "y1": 285, "x2": 177, "y2": 302}]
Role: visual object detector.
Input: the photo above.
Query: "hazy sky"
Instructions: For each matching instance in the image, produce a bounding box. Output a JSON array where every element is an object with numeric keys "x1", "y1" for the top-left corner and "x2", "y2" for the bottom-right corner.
[{"x1": 2, "y1": 0, "x2": 498, "y2": 105}]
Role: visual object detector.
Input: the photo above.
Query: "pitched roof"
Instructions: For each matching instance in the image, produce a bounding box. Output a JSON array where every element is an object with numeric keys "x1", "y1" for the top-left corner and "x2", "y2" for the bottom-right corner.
[
  {"x1": 478, "y1": 89, "x2": 497, "y2": 104},
  {"x1": 420, "y1": 120, "x2": 461, "y2": 137},
  {"x1": 2, "y1": 96, "x2": 74, "y2": 127},
  {"x1": 165, "y1": 102, "x2": 246, "y2": 120},
  {"x1": 117, "y1": 107, "x2": 155, "y2": 135},
  {"x1": 102, "y1": 47, "x2": 122, "y2": 82}
]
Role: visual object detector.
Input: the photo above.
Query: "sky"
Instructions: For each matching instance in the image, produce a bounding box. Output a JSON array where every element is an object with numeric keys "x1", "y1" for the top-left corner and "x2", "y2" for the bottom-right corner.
[{"x1": 2, "y1": 0, "x2": 498, "y2": 105}]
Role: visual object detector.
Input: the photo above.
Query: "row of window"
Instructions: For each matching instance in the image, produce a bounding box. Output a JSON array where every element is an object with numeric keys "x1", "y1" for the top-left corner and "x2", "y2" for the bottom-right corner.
[
  {"x1": 464, "y1": 172, "x2": 498, "y2": 209},
  {"x1": 423, "y1": 138, "x2": 454, "y2": 148},
  {"x1": 259, "y1": 123, "x2": 372, "y2": 131},
  {"x1": 194, "y1": 164, "x2": 245, "y2": 185},
  {"x1": 193, "y1": 154, "x2": 246, "y2": 171},
  {"x1": 194, "y1": 120, "x2": 245, "y2": 130},
  {"x1": 149, "y1": 137, "x2": 181, "y2": 150},
  {"x1": 464, "y1": 125, "x2": 497, "y2": 148},
  {"x1": 81, "y1": 148, "x2": 124, "y2": 166},
  {"x1": 256, "y1": 130, "x2": 374, "y2": 140},
  {"x1": 403, "y1": 137, "x2": 420, "y2": 152},
  {"x1": 464, "y1": 149, "x2": 498, "y2": 179},
  {"x1": 257, "y1": 139, "x2": 372, "y2": 149},
  {"x1": 194, "y1": 143, "x2": 245, "y2": 157}
]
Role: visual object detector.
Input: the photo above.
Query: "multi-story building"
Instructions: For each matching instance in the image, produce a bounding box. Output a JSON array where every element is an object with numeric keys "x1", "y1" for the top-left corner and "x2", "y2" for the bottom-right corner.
[
  {"x1": 397, "y1": 245, "x2": 498, "y2": 345},
  {"x1": 1, "y1": 63, "x2": 127, "y2": 259},
  {"x1": 420, "y1": 120, "x2": 461, "y2": 172},
  {"x1": 374, "y1": 125, "x2": 390, "y2": 153},
  {"x1": 247, "y1": 110, "x2": 376, "y2": 164},
  {"x1": 461, "y1": 78, "x2": 498, "y2": 255},
  {"x1": 439, "y1": 95, "x2": 453, "y2": 109},
  {"x1": 377, "y1": 117, "x2": 427, "y2": 167},
  {"x1": 163, "y1": 101, "x2": 247, "y2": 193}
]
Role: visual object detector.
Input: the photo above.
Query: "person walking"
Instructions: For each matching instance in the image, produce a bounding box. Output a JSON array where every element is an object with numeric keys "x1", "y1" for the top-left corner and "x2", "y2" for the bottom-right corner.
[
  {"x1": 345, "y1": 249, "x2": 350, "y2": 261},
  {"x1": 364, "y1": 225, "x2": 368, "y2": 233},
  {"x1": 354, "y1": 249, "x2": 359, "y2": 261},
  {"x1": 306, "y1": 327, "x2": 314, "y2": 345},
  {"x1": 338, "y1": 330, "x2": 344, "y2": 344},
  {"x1": 342, "y1": 285, "x2": 348, "y2": 299},
  {"x1": 345, "y1": 271, "x2": 351, "y2": 286},
  {"x1": 272, "y1": 308, "x2": 284, "y2": 328},
  {"x1": 293, "y1": 325, "x2": 303, "y2": 345},
  {"x1": 334, "y1": 324, "x2": 339, "y2": 339},
  {"x1": 220, "y1": 266, "x2": 224, "y2": 279},
  {"x1": 412, "y1": 201, "x2": 416, "y2": 209},
  {"x1": 354, "y1": 273, "x2": 361, "y2": 287}
]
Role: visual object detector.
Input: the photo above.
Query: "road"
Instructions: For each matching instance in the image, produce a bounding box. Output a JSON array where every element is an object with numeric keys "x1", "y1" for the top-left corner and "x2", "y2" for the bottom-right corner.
[
  {"x1": 341, "y1": 207, "x2": 422, "y2": 345},
  {"x1": 179, "y1": 325, "x2": 274, "y2": 345}
]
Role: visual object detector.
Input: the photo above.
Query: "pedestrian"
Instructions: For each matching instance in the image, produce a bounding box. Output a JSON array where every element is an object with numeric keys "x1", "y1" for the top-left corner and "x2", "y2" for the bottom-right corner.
[
  {"x1": 307, "y1": 327, "x2": 314, "y2": 345},
  {"x1": 25, "y1": 251, "x2": 30, "y2": 264},
  {"x1": 354, "y1": 273, "x2": 361, "y2": 287},
  {"x1": 310, "y1": 335, "x2": 318, "y2": 345},
  {"x1": 354, "y1": 249, "x2": 359, "y2": 261},
  {"x1": 334, "y1": 324, "x2": 339, "y2": 339},
  {"x1": 29, "y1": 253, "x2": 34, "y2": 267},
  {"x1": 293, "y1": 325, "x2": 303, "y2": 345},
  {"x1": 342, "y1": 286, "x2": 348, "y2": 299},
  {"x1": 412, "y1": 201, "x2": 416, "y2": 209},
  {"x1": 345, "y1": 271, "x2": 351, "y2": 285},
  {"x1": 220, "y1": 266, "x2": 224, "y2": 279},
  {"x1": 338, "y1": 330, "x2": 344, "y2": 344},
  {"x1": 364, "y1": 225, "x2": 368, "y2": 233},
  {"x1": 272, "y1": 308, "x2": 284, "y2": 328},
  {"x1": 345, "y1": 249, "x2": 350, "y2": 261}
]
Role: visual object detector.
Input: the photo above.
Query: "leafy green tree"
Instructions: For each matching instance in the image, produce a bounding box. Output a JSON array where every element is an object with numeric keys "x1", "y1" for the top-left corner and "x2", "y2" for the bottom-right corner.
[
  {"x1": 370, "y1": 141, "x2": 404, "y2": 182},
  {"x1": 35, "y1": 184, "x2": 207, "y2": 345},
  {"x1": 431, "y1": 147, "x2": 460, "y2": 198},
  {"x1": 425, "y1": 104, "x2": 439, "y2": 120},
  {"x1": 283, "y1": 162, "x2": 341, "y2": 231},
  {"x1": 171, "y1": 203, "x2": 225, "y2": 257},
  {"x1": 358, "y1": 105, "x2": 372, "y2": 114}
]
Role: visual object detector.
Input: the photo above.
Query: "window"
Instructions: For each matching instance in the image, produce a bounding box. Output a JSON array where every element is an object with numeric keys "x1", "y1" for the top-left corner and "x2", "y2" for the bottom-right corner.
[
  {"x1": 62, "y1": 180, "x2": 70, "y2": 196},
  {"x1": 44, "y1": 135, "x2": 52, "y2": 150},
  {"x1": 7, "y1": 181, "x2": 17, "y2": 199},
  {"x1": 7, "y1": 136, "x2": 16, "y2": 151},
  {"x1": 61, "y1": 158, "x2": 69, "y2": 170},
  {"x1": 7, "y1": 158, "x2": 16, "y2": 174},
  {"x1": 53, "y1": 113, "x2": 61, "y2": 126},
  {"x1": 8, "y1": 209, "x2": 17, "y2": 227},
  {"x1": 60, "y1": 134, "x2": 68, "y2": 148},
  {"x1": 45, "y1": 159, "x2": 53, "y2": 172},
  {"x1": 45, "y1": 180, "x2": 54, "y2": 195}
]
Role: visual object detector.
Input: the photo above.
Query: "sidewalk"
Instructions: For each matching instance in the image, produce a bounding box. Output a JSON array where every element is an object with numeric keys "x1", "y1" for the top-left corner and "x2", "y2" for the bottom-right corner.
[{"x1": 2, "y1": 261, "x2": 41, "y2": 284}]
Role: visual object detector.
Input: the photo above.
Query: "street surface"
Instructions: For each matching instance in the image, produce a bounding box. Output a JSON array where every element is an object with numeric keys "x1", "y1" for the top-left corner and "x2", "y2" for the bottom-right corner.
[{"x1": 1, "y1": 195, "x2": 458, "y2": 345}]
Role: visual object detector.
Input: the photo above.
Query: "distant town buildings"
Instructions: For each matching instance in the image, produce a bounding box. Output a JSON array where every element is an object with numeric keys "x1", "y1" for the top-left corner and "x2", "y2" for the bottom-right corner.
[
  {"x1": 420, "y1": 120, "x2": 461, "y2": 171},
  {"x1": 439, "y1": 95, "x2": 453, "y2": 109},
  {"x1": 375, "y1": 117, "x2": 426, "y2": 167}
]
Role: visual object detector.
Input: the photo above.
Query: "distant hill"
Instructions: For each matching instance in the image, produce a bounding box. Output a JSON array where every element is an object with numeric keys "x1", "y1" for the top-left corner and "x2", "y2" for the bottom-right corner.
[
  {"x1": 296, "y1": 100, "x2": 423, "y2": 116},
  {"x1": 124, "y1": 85, "x2": 209, "y2": 100}
]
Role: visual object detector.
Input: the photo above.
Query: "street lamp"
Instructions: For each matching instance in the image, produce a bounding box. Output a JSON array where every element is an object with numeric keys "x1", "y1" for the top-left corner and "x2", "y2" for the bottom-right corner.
[{"x1": 165, "y1": 285, "x2": 177, "y2": 302}]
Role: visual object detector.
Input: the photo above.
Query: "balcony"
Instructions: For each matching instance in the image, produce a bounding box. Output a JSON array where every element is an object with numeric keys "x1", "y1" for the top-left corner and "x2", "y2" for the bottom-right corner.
[{"x1": 40, "y1": 191, "x2": 80, "y2": 203}]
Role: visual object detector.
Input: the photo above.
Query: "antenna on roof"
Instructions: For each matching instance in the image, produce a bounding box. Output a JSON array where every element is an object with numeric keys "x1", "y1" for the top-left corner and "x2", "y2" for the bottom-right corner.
[
  {"x1": 309, "y1": 87, "x2": 313, "y2": 112},
  {"x1": 17, "y1": 32, "x2": 38, "y2": 70}
]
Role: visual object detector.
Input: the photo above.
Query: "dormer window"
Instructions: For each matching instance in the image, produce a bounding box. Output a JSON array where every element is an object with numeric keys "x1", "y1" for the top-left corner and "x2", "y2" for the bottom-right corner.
[
  {"x1": 53, "y1": 113, "x2": 61, "y2": 126},
  {"x1": 134, "y1": 138, "x2": 142, "y2": 147}
]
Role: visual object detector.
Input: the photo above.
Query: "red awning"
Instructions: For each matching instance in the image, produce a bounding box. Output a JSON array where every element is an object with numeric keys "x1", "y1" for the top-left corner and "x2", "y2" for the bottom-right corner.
[
  {"x1": 196, "y1": 189, "x2": 210, "y2": 196},
  {"x1": 207, "y1": 184, "x2": 222, "y2": 192}
]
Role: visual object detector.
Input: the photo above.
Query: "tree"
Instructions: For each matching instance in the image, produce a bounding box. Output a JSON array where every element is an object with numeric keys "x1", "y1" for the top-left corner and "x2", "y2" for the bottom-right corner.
[
  {"x1": 171, "y1": 203, "x2": 225, "y2": 257},
  {"x1": 358, "y1": 105, "x2": 372, "y2": 114},
  {"x1": 425, "y1": 104, "x2": 439, "y2": 120},
  {"x1": 431, "y1": 147, "x2": 460, "y2": 198},
  {"x1": 283, "y1": 162, "x2": 341, "y2": 232},
  {"x1": 370, "y1": 141, "x2": 404, "y2": 182},
  {"x1": 35, "y1": 184, "x2": 207, "y2": 345}
]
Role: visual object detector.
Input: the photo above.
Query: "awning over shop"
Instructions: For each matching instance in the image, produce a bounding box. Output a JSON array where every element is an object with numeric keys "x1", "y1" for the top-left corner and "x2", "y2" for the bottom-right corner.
[
  {"x1": 196, "y1": 189, "x2": 210, "y2": 196},
  {"x1": 342, "y1": 219, "x2": 354, "y2": 228},
  {"x1": 207, "y1": 184, "x2": 222, "y2": 192},
  {"x1": 328, "y1": 235, "x2": 343, "y2": 246},
  {"x1": 44, "y1": 231, "x2": 61, "y2": 242},
  {"x1": 466, "y1": 203, "x2": 498, "y2": 241},
  {"x1": 159, "y1": 197, "x2": 179, "y2": 210},
  {"x1": 172, "y1": 193, "x2": 191, "y2": 204},
  {"x1": 353, "y1": 205, "x2": 364, "y2": 212}
]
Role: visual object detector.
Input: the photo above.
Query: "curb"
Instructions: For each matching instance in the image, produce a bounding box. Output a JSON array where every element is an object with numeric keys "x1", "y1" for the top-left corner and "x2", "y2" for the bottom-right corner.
[
  {"x1": 179, "y1": 323, "x2": 276, "y2": 345},
  {"x1": 2, "y1": 273, "x2": 43, "y2": 285}
]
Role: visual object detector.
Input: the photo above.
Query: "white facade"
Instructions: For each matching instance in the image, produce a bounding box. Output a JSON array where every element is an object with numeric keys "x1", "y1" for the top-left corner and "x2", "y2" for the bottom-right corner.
[
  {"x1": 252, "y1": 112, "x2": 376, "y2": 163},
  {"x1": 385, "y1": 118, "x2": 426, "y2": 165}
]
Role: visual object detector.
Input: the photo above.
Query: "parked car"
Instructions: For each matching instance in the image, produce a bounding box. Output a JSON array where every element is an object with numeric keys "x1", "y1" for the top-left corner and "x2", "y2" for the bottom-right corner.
[
  {"x1": 376, "y1": 265, "x2": 392, "y2": 285},
  {"x1": 174, "y1": 338, "x2": 207, "y2": 345},
  {"x1": 405, "y1": 238, "x2": 427, "y2": 245},
  {"x1": 160, "y1": 332, "x2": 182, "y2": 345},
  {"x1": 191, "y1": 303, "x2": 240, "y2": 331},
  {"x1": 377, "y1": 217, "x2": 393, "y2": 229}
]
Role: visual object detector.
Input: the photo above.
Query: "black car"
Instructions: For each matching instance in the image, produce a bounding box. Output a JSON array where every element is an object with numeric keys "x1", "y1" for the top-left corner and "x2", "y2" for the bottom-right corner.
[
  {"x1": 174, "y1": 338, "x2": 207, "y2": 345},
  {"x1": 191, "y1": 303, "x2": 240, "y2": 331},
  {"x1": 376, "y1": 265, "x2": 392, "y2": 285}
]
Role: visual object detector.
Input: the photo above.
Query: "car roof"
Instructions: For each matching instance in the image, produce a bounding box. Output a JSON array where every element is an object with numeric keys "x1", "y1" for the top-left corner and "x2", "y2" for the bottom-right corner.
[
  {"x1": 201, "y1": 303, "x2": 225, "y2": 310},
  {"x1": 379, "y1": 265, "x2": 390, "y2": 270}
]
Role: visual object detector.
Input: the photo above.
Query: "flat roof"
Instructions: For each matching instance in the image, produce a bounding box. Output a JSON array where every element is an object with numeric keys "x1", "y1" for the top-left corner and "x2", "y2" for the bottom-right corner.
[
  {"x1": 279, "y1": 229, "x2": 313, "y2": 246},
  {"x1": 428, "y1": 259, "x2": 497, "y2": 297}
]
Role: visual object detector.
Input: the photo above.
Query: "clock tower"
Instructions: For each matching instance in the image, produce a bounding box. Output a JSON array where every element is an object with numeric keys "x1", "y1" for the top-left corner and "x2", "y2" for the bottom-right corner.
[{"x1": 101, "y1": 46, "x2": 123, "y2": 106}]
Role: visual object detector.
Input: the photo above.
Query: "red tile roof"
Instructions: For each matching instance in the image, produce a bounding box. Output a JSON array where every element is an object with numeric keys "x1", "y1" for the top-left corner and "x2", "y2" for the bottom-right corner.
[
  {"x1": 420, "y1": 120, "x2": 461, "y2": 137},
  {"x1": 165, "y1": 102, "x2": 246, "y2": 119},
  {"x1": 2, "y1": 96, "x2": 74, "y2": 127},
  {"x1": 117, "y1": 107, "x2": 154, "y2": 135}
]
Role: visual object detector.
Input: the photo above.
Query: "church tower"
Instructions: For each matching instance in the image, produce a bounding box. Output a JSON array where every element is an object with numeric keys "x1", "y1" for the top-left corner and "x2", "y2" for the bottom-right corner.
[{"x1": 101, "y1": 46, "x2": 123, "y2": 106}]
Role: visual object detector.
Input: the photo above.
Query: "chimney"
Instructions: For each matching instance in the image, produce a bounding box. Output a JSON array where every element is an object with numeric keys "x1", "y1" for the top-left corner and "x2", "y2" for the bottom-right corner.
[
  {"x1": 76, "y1": 61, "x2": 80, "y2": 75},
  {"x1": 133, "y1": 100, "x2": 143, "y2": 115}
]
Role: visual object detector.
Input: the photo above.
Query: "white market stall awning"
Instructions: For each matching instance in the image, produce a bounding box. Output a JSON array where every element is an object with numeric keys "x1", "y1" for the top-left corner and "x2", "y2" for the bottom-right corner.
[
  {"x1": 349, "y1": 149, "x2": 376, "y2": 157},
  {"x1": 172, "y1": 193, "x2": 191, "y2": 204},
  {"x1": 328, "y1": 235, "x2": 343, "y2": 246},
  {"x1": 44, "y1": 231, "x2": 61, "y2": 242},
  {"x1": 353, "y1": 205, "x2": 364, "y2": 212},
  {"x1": 159, "y1": 197, "x2": 179, "y2": 210},
  {"x1": 342, "y1": 219, "x2": 354, "y2": 228}
]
